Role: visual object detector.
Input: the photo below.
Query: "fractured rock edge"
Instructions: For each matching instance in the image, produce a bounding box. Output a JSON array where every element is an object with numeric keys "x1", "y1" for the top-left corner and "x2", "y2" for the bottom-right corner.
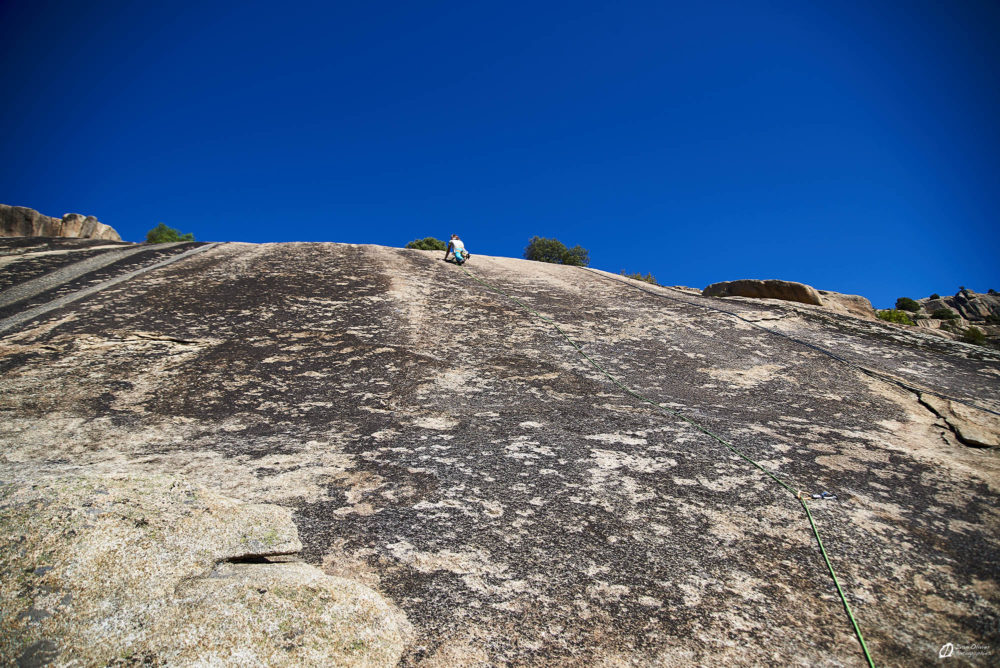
[
  {"x1": 0, "y1": 472, "x2": 412, "y2": 667},
  {"x1": 917, "y1": 393, "x2": 1000, "y2": 449}
]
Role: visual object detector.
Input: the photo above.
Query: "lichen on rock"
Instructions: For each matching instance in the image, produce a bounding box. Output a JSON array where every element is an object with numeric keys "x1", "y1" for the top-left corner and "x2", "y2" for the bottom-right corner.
[
  {"x1": 1, "y1": 239, "x2": 998, "y2": 665},
  {"x1": 0, "y1": 473, "x2": 411, "y2": 666}
]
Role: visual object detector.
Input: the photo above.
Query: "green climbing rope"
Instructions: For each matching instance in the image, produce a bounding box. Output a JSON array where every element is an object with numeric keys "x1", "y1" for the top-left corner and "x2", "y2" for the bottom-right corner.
[{"x1": 458, "y1": 263, "x2": 876, "y2": 668}]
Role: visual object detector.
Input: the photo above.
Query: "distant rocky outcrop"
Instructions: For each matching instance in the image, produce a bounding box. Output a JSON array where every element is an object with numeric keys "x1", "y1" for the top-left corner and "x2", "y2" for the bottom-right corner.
[
  {"x1": 906, "y1": 289, "x2": 1000, "y2": 344},
  {"x1": 916, "y1": 290, "x2": 1000, "y2": 323},
  {"x1": 0, "y1": 204, "x2": 122, "y2": 241},
  {"x1": 702, "y1": 278, "x2": 875, "y2": 319}
]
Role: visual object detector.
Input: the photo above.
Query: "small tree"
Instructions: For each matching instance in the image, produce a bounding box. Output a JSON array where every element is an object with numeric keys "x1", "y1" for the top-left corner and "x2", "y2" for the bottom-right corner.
[
  {"x1": 895, "y1": 297, "x2": 920, "y2": 313},
  {"x1": 524, "y1": 236, "x2": 590, "y2": 266},
  {"x1": 405, "y1": 237, "x2": 447, "y2": 251},
  {"x1": 930, "y1": 293, "x2": 941, "y2": 300},
  {"x1": 931, "y1": 309, "x2": 959, "y2": 320},
  {"x1": 146, "y1": 223, "x2": 194, "y2": 243}
]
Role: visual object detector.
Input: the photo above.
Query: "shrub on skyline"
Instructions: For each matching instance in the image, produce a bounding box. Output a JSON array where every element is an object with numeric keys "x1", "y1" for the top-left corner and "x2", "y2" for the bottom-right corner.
[
  {"x1": 405, "y1": 237, "x2": 447, "y2": 251},
  {"x1": 621, "y1": 270, "x2": 658, "y2": 285},
  {"x1": 895, "y1": 297, "x2": 920, "y2": 312},
  {"x1": 146, "y1": 223, "x2": 194, "y2": 243},
  {"x1": 524, "y1": 236, "x2": 589, "y2": 267}
]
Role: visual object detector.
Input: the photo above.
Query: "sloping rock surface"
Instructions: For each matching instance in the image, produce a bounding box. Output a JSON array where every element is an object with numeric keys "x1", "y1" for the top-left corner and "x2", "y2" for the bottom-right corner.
[
  {"x1": 1, "y1": 204, "x2": 122, "y2": 241},
  {"x1": 0, "y1": 473, "x2": 411, "y2": 666},
  {"x1": 1, "y1": 240, "x2": 999, "y2": 666}
]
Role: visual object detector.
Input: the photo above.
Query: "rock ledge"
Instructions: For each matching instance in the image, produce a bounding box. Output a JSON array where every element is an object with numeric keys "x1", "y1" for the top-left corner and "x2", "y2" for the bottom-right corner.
[{"x1": 1, "y1": 204, "x2": 122, "y2": 241}]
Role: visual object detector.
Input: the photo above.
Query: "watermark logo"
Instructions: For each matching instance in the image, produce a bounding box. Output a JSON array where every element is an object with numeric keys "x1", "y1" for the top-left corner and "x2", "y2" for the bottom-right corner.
[{"x1": 937, "y1": 641, "x2": 993, "y2": 659}]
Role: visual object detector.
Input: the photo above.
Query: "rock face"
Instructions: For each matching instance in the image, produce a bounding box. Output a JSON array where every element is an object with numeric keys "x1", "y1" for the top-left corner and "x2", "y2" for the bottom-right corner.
[
  {"x1": 703, "y1": 278, "x2": 825, "y2": 306},
  {"x1": 906, "y1": 290, "x2": 1000, "y2": 344},
  {"x1": 817, "y1": 289, "x2": 877, "y2": 320},
  {"x1": 702, "y1": 278, "x2": 876, "y2": 320},
  {"x1": 0, "y1": 473, "x2": 411, "y2": 666},
  {"x1": 919, "y1": 393, "x2": 1000, "y2": 448},
  {"x1": 1, "y1": 240, "x2": 999, "y2": 666},
  {"x1": 917, "y1": 290, "x2": 1000, "y2": 322},
  {"x1": 949, "y1": 290, "x2": 1000, "y2": 321},
  {"x1": 0, "y1": 204, "x2": 122, "y2": 241}
]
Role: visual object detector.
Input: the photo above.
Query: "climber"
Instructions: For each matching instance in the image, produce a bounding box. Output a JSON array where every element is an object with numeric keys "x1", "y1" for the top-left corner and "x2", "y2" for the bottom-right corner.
[{"x1": 444, "y1": 234, "x2": 470, "y2": 265}]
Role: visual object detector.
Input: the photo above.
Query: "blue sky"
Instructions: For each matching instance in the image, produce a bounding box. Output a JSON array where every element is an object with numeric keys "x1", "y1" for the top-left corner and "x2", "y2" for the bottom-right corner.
[{"x1": 1, "y1": 0, "x2": 997, "y2": 307}]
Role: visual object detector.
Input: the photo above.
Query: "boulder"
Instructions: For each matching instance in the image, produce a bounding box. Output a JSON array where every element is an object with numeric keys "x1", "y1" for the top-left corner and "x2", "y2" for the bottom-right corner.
[
  {"x1": 0, "y1": 204, "x2": 122, "y2": 241},
  {"x1": 953, "y1": 291, "x2": 996, "y2": 320},
  {"x1": 0, "y1": 205, "x2": 50, "y2": 237},
  {"x1": 702, "y1": 279, "x2": 824, "y2": 306},
  {"x1": 817, "y1": 290, "x2": 876, "y2": 320},
  {"x1": 924, "y1": 298, "x2": 951, "y2": 313},
  {"x1": 701, "y1": 280, "x2": 876, "y2": 319}
]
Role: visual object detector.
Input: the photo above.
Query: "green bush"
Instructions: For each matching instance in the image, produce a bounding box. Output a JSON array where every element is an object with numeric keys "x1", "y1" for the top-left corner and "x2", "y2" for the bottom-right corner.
[
  {"x1": 620, "y1": 270, "x2": 658, "y2": 285},
  {"x1": 146, "y1": 223, "x2": 194, "y2": 243},
  {"x1": 960, "y1": 326, "x2": 987, "y2": 345},
  {"x1": 405, "y1": 237, "x2": 447, "y2": 251},
  {"x1": 895, "y1": 297, "x2": 920, "y2": 312},
  {"x1": 524, "y1": 236, "x2": 589, "y2": 266},
  {"x1": 929, "y1": 293, "x2": 941, "y2": 300},
  {"x1": 989, "y1": 289, "x2": 998, "y2": 296},
  {"x1": 931, "y1": 309, "x2": 959, "y2": 320},
  {"x1": 985, "y1": 314, "x2": 1000, "y2": 325},
  {"x1": 877, "y1": 310, "x2": 914, "y2": 325}
]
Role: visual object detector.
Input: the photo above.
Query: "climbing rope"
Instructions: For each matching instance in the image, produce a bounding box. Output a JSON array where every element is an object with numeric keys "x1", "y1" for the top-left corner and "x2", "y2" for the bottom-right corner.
[
  {"x1": 582, "y1": 267, "x2": 1000, "y2": 418},
  {"x1": 458, "y1": 263, "x2": 876, "y2": 668}
]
